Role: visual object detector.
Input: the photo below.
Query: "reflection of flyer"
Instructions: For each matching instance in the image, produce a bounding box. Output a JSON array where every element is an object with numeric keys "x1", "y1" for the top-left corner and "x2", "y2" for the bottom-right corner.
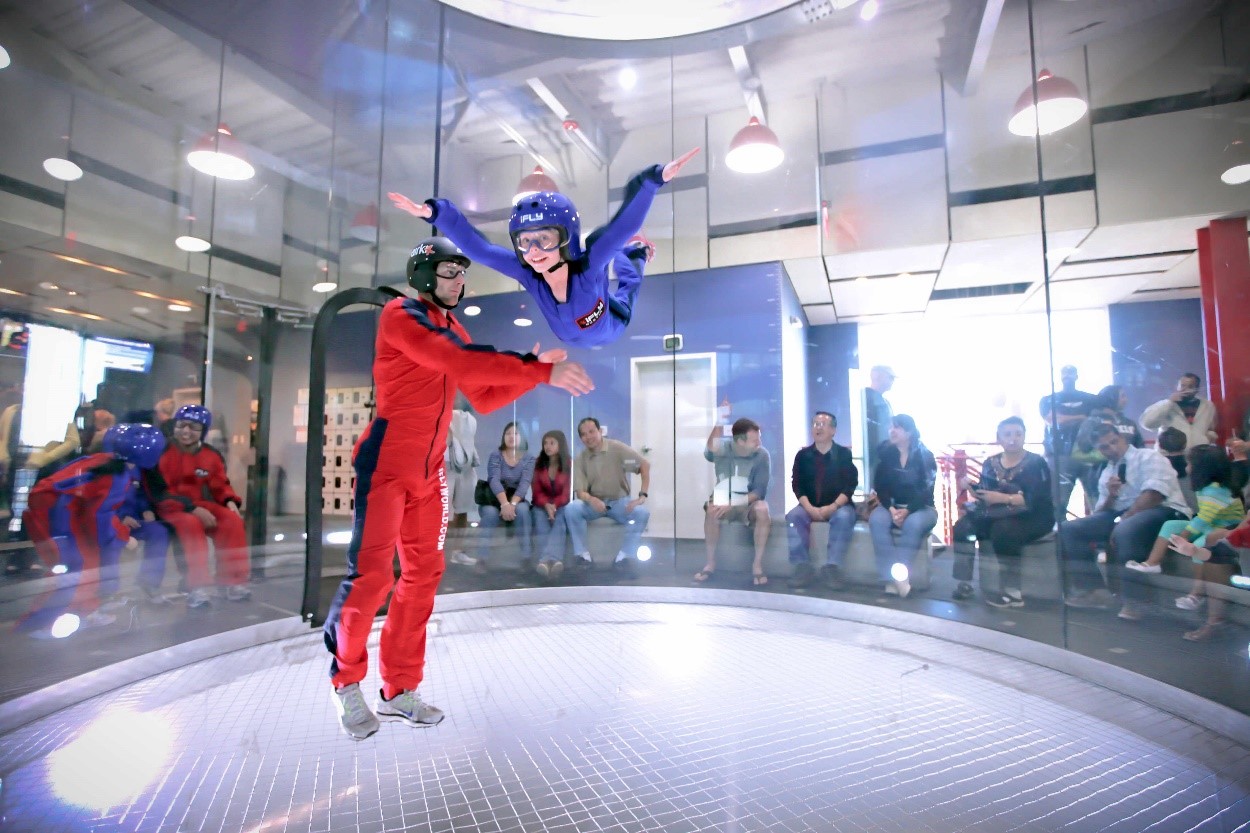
[
  {"x1": 296, "y1": 427, "x2": 307, "y2": 444},
  {"x1": 294, "y1": 404, "x2": 308, "y2": 427},
  {"x1": 297, "y1": 388, "x2": 309, "y2": 405}
]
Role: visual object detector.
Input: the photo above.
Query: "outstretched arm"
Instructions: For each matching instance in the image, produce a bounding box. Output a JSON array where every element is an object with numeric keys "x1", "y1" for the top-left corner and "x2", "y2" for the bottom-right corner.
[{"x1": 388, "y1": 192, "x2": 534, "y2": 286}]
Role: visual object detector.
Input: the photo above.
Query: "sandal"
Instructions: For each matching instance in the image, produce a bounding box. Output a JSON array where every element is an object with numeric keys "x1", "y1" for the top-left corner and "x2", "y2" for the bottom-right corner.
[
  {"x1": 752, "y1": 572, "x2": 769, "y2": 586},
  {"x1": 1183, "y1": 621, "x2": 1225, "y2": 642},
  {"x1": 693, "y1": 569, "x2": 715, "y2": 583}
]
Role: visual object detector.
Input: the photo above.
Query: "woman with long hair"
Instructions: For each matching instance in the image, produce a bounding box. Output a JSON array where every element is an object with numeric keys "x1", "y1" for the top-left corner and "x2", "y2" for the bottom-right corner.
[
  {"x1": 531, "y1": 429, "x2": 572, "y2": 582},
  {"x1": 474, "y1": 422, "x2": 535, "y2": 573},
  {"x1": 868, "y1": 414, "x2": 938, "y2": 597}
]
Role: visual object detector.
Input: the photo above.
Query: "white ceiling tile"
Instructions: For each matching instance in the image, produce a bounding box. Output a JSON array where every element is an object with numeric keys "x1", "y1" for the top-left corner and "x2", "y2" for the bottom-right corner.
[
  {"x1": 1018, "y1": 274, "x2": 1154, "y2": 312},
  {"x1": 784, "y1": 257, "x2": 832, "y2": 305},
  {"x1": 830, "y1": 271, "x2": 936, "y2": 318},
  {"x1": 824, "y1": 243, "x2": 948, "y2": 281},
  {"x1": 802, "y1": 304, "x2": 838, "y2": 325},
  {"x1": 1053, "y1": 253, "x2": 1189, "y2": 281}
]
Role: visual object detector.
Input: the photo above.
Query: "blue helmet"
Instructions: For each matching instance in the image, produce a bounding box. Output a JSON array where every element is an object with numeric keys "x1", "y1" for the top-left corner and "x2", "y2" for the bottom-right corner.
[
  {"x1": 509, "y1": 191, "x2": 582, "y2": 263},
  {"x1": 174, "y1": 404, "x2": 212, "y2": 432},
  {"x1": 106, "y1": 423, "x2": 166, "y2": 470}
]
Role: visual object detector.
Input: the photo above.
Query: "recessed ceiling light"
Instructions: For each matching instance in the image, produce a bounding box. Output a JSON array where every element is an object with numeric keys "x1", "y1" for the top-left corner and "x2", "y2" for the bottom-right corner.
[
  {"x1": 0, "y1": 287, "x2": 26, "y2": 296},
  {"x1": 175, "y1": 235, "x2": 211, "y2": 252},
  {"x1": 186, "y1": 123, "x2": 255, "y2": 180},
  {"x1": 462, "y1": 305, "x2": 481, "y2": 316},
  {"x1": 312, "y1": 282, "x2": 338, "y2": 293},
  {"x1": 39, "y1": 281, "x2": 60, "y2": 290},
  {"x1": 168, "y1": 303, "x2": 192, "y2": 312},
  {"x1": 860, "y1": 0, "x2": 879, "y2": 21},
  {"x1": 51, "y1": 253, "x2": 130, "y2": 276},
  {"x1": 618, "y1": 66, "x2": 637, "y2": 90},
  {"x1": 513, "y1": 317, "x2": 532, "y2": 327},
  {"x1": 43, "y1": 158, "x2": 83, "y2": 181},
  {"x1": 132, "y1": 306, "x2": 150, "y2": 315},
  {"x1": 46, "y1": 306, "x2": 105, "y2": 321},
  {"x1": 0, "y1": 44, "x2": 11, "y2": 70}
]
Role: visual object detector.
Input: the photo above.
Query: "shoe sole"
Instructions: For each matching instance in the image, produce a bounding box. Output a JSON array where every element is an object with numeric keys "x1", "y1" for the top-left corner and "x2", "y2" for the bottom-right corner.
[{"x1": 341, "y1": 722, "x2": 380, "y2": 740}]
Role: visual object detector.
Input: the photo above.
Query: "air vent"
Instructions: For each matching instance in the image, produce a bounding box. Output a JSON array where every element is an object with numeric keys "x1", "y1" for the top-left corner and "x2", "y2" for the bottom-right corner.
[{"x1": 929, "y1": 282, "x2": 1031, "y2": 302}]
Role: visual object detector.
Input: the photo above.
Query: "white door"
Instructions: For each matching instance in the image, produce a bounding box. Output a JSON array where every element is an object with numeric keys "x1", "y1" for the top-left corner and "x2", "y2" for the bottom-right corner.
[{"x1": 631, "y1": 353, "x2": 717, "y2": 538}]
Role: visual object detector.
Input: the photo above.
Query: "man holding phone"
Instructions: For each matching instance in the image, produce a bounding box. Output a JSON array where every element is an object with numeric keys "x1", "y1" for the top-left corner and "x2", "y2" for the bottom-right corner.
[
  {"x1": 1140, "y1": 372, "x2": 1218, "y2": 449},
  {"x1": 1059, "y1": 422, "x2": 1191, "y2": 609}
]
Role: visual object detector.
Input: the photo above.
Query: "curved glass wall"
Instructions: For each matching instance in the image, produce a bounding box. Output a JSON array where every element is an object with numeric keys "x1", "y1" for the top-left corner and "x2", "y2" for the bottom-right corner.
[{"x1": 0, "y1": 0, "x2": 1246, "y2": 716}]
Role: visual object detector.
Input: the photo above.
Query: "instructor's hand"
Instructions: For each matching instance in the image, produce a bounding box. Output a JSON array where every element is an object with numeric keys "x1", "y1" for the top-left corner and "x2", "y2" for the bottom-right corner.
[
  {"x1": 533, "y1": 342, "x2": 567, "y2": 364},
  {"x1": 548, "y1": 361, "x2": 594, "y2": 396},
  {"x1": 387, "y1": 192, "x2": 432, "y2": 219},
  {"x1": 192, "y1": 506, "x2": 217, "y2": 530},
  {"x1": 662, "y1": 147, "x2": 701, "y2": 182}
]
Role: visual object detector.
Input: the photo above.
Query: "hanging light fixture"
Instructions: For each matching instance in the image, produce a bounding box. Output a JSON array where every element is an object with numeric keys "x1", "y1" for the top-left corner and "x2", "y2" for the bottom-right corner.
[
  {"x1": 186, "y1": 123, "x2": 255, "y2": 180},
  {"x1": 513, "y1": 166, "x2": 559, "y2": 203},
  {"x1": 1008, "y1": 69, "x2": 1088, "y2": 137},
  {"x1": 349, "y1": 203, "x2": 382, "y2": 242},
  {"x1": 175, "y1": 234, "x2": 211, "y2": 252},
  {"x1": 725, "y1": 116, "x2": 784, "y2": 173},
  {"x1": 1220, "y1": 139, "x2": 1250, "y2": 185}
]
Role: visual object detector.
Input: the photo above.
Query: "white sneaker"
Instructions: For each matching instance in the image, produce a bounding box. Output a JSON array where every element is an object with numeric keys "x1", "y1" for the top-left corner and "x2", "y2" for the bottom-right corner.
[
  {"x1": 375, "y1": 689, "x2": 445, "y2": 727},
  {"x1": 535, "y1": 561, "x2": 550, "y2": 579},
  {"x1": 449, "y1": 551, "x2": 477, "y2": 566},
  {"x1": 1125, "y1": 561, "x2": 1161, "y2": 574},
  {"x1": 1175, "y1": 595, "x2": 1206, "y2": 611},
  {"x1": 81, "y1": 610, "x2": 116, "y2": 628},
  {"x1": 548, "y1": 561, "x2": 564, "y2": 581},
  {"x1": 225, "y1": 584, "x2": 252, "y2": 602},
  {"x1": 187, "y1": 588, "x2": 213, "y2": 608},
  {"x1": 333, "y1": 683, "x2": 380, "y2": 740},
  {"x1": 97, "y1": 595, "x2": 131, "y2": 612}
]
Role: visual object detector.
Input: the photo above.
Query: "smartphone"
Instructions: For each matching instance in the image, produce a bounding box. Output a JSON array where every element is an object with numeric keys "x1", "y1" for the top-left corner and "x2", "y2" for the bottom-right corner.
[{"x1": 1116, "y1": 462, "x2": 1127, "y2": 482}]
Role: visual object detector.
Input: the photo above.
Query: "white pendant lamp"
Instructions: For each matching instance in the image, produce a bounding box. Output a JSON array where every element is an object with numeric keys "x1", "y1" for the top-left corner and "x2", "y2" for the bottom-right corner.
[
  {"x1": 725, "y1": 117, "x2": 784, "y2": 173},
  {"x1": 1220, "y1": 139, "x2": 1250, "y2": 185},
  {"x1": 187, "y1": 123, "x2": 255, "y2": 180},
  {"x1": 1008, "y1": 69, "x2": 1088, "y2": 137}
]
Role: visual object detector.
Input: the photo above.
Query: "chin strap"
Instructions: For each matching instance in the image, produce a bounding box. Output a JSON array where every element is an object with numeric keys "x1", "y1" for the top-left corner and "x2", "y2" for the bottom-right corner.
[{"x1": 546, "y1": 261, "x2": 565, "y2": 275}]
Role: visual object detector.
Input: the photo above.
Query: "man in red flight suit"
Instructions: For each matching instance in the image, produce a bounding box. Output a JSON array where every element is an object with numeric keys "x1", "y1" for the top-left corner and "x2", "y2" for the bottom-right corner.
[
  {"x1": 157, "y1": 404, "x2": 250, "y2": 607},
  {"x1": 324, "y1": 236, "x2": 594, "y2": 740}
]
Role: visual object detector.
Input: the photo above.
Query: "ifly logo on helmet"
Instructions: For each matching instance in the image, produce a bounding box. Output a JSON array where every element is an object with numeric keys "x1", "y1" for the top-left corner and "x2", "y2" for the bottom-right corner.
[
  {"x1": 412, "y1": 243, "x2": 436, "y2": 257},
  {"x1": 517, "y1": 213, "x2": 546, "y2": 224}
]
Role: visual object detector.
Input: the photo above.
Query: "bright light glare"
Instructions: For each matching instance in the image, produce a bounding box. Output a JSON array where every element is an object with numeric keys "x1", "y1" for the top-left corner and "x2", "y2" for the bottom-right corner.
[
  {"x1": 43, "y1": 158, "x2": 84, "y2": 181},
  {"x1": 462, "y1": 305, "x2": 481, "y2": 317},
  {"x1": 1232, "y1": 575, "x2": 1250, "y2": 588},
  {"x1": 618, "y1": 66, "x2": 637, "y2": 90},
  {"x1": 1008, "y1": 97, "x2": 1088, "y2": 137},
  {"x1": 643, "y1": 622, "x2": 706, "y2": 677},
  {"x1": 174, "y1": 235, "x2": 210, "y2": 253},
  {"x1": 636, "y1": 545, "x2": 652, "y2": 563},
  {"x1": 167, "y1": 303, "x2": 192, "y2": 312},
  {"x1": 1223, "y1": 162, "x2": 1250, "y2": 186},
  {"x1": 273, "y1": 533, "x2": 285, "y2": 542},
  {"x1": 890, "y1": 562, "x2": 909, "y2": 583},
  {"x1": 725, "y1": 142, "x2": 784, "y2": 174},
  {"x1": 186, "y1": 149, "x2": 255, "y2": 181},
  {"x1": 48, "y1": 709, "x2": 173, "y2": 810},
  {"x1": 50, "y1": 613, "x2": 80, "y2": 638},
  {"x1": 0, "y1": 44, "x2": 11, "y2": 70},
  {"x1": 312, "y1": 282, "x2": 338, "y2": 293},
  {"x1": 326, "y1": 530, "x2": 353, "y2": 545},
  {"x1": 51, "y1": 564, "x2": 69, "y2": 575},
  {"x1": 513, "y1": 317, "x2": 533, "y2": 327},
  {"x1": 860, "y1": 0, "x2": 879, "y2": 20}
]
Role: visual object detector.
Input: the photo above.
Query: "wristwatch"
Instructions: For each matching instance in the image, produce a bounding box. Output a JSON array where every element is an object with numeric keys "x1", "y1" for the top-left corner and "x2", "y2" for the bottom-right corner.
[{"x1": 638, "y1": 492, "x2": 648, "y2": 498}]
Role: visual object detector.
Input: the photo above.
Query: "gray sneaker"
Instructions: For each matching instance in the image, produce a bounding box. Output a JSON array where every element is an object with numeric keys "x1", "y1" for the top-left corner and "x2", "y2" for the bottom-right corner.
[
  {"x1": 788, "y1": 562, "x2": 815, "y2": 589},
  {"x1": 333, "y1": 683, "x2": 380, "y2": 740},
  {"x1": 1064, "y1": 588, "x2": 1116, "y2": 609},
  {"x1": 187, "y1": 588, "x2": 213, "y2": 608},
  {"x1": 225, "y1": 584, "x2": 252, "y2": 602},
  {"x1": 376, "y1": 688, "x2": 445, "y2": 727}
]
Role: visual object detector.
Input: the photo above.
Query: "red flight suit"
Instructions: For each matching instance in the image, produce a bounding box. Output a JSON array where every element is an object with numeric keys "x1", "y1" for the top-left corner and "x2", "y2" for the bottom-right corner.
[{"x1": 156, "y1": 442, "x2": 249, "y2": 588}]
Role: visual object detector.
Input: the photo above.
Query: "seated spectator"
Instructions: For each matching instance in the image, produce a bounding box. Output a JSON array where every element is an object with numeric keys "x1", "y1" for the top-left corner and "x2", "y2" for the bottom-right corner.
[
  {"x1": 1072, "y1": 385, "x2": 1143, "y2": 503},
  {"x1": 952, "y1": 416, "x2": 1054, "y2": 608},
  {"x1": 565, "y1": 417, "x2": 650, "y2": 579},
  {"x1": 1140, "y1": 372, "x2": 1218, "y2": 449},
  {"x1": 85, "y1": 409, "x2": 117, "y2": 452},
  {"x1": 157, "y1": 405, "x2": 251, "y2": 607},
  {"x1": 445, "y1": 396, "x2": 480, "y2": 567},
  {"x1": 1122, "y1": 444, "x2": 1244, "y2": 619},
  {"x1": 785, "y1": 411, "x2": 857, "y2": 590},
  {"x1": 110, "y1": 428, "x2": 173, "y2": 605},
  {"x1": 1156, "y1": 427, "x2": 1194, "y2": 510},
  {"x1": 1060, "y1": 422, "x2": 1191, "y2": 609},
  {"x1": 475, "y1": 422, "x2": 535, "y2": 574},
  {"x1": 531, "y1": 430, "x2": 571, "y2": 582},
  {"x1": 1168, "y1": 521, "x2": 1248, "y2": 641},
  {"x1": 866, "y1": 414, "x2": 937, "y2": 597},
  {"x1": 697, "y1": 416, "x2": 771, "y2": 586}
]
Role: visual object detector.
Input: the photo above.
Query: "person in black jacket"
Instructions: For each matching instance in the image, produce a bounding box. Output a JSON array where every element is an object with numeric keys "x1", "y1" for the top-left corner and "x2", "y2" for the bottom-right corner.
[
  {"x1": 867, "y1": 414, "x2": 938, "y2": 596},
  {"x1": 786, "y1": 411, "x2": 858, "y2": 590},
  {"x1": 951, "y1": 416, "x2": 1055, "y2": 608}
]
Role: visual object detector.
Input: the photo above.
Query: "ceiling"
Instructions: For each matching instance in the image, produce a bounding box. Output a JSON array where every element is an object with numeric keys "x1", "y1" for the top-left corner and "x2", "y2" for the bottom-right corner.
[{"x1": 0, "y1": 0, "x2": 1245, "y2": 342}]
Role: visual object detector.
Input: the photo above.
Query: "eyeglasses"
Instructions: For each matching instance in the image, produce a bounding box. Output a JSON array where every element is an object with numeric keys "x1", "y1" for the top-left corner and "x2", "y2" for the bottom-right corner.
[
  {"x1": 514, "y1": 228, "x2": 562, "y2": 253},
  {"x1": 175, "y1": 421, "x2": 204, "y2": 433},
  {"x1": 812, "y1": 419, "x2": 834, "y2": 428},
  {"x1": 435, "y1": 264, "x2": 468, "y2": 280}
]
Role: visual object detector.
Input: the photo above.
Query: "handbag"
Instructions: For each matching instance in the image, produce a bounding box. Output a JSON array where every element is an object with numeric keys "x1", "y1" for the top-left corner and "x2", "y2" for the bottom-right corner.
[{"x1": 474, "y1": 480, "x2": 516, "y2": 508}]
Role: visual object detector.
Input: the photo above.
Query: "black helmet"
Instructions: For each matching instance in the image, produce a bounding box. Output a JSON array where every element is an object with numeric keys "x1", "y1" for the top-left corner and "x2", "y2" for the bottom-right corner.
[{"x1": 406, "y1": 236, "x2": 470, "y2": 294}]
